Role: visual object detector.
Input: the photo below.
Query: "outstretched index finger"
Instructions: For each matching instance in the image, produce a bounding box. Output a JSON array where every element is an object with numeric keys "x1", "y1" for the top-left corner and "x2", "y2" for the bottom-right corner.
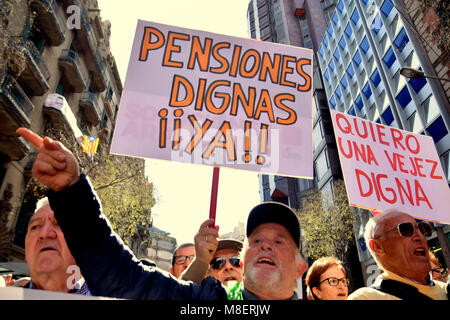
[{"x1": 16, "y1": 128, "x2": 43, "y2": 148}]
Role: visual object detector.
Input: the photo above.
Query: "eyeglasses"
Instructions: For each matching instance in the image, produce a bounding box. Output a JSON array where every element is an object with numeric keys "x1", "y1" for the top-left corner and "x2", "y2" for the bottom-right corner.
[
  {"x1": 173, "y1": 254, "x2": 195, "y2": 265},
  {"x1": 374, "y1": 222, "x2": 432, "y2": 239},
  {"x1": 210, "y1": 256, "x2": 241, "y2": 270},
  {"x1": 432, "y1": 268, "x2": 447, "y2": 276},
  {"x1": 318, "y1": 277, "x2": 348, "y2": 287}
]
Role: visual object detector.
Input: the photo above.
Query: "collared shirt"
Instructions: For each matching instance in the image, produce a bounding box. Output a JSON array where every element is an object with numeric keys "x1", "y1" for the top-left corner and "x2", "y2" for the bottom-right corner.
[
  {"x1": 226, "y1": 281, "x2": 299, "y2": 300},
  {"x1": 27, "y1": 278, "x2": 91, "y2": 296}
]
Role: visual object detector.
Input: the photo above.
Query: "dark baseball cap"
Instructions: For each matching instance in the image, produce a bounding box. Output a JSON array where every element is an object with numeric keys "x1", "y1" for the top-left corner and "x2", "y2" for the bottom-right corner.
[
  {"x1": 246, "y1": 202, "x2": 301, "y2": 248},
  {"x1": 217, "y1": 239, "x2": 243, "y2": 252}
]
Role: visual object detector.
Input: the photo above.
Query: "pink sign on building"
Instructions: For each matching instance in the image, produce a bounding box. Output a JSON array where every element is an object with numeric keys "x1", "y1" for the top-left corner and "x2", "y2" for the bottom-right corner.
[{"x1": 110, "y1": 20, "x2": 314, "y2": 178}]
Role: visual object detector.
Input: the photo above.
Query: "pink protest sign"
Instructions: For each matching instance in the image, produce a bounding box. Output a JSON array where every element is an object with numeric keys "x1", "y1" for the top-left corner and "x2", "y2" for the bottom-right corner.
[
  {"x1": 110, "y1": 20, "x2": 313, "y2": 178},
  {"x1": 331, "y1": 110, "x2": 450, "y2": 224}
]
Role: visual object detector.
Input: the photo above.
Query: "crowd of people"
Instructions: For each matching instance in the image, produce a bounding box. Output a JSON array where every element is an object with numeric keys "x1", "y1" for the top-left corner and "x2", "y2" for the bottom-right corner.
[{"x1": 1, "y1": 127, "x2": 448, "y2": 301}]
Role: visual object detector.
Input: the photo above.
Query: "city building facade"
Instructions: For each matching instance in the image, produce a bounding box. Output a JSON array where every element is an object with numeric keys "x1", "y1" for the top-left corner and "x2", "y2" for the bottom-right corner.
[
  {"x1": 317, "y1": 0, "x2": 450, "y2": 284},
  {"x1": 0, "y1": 0, "x2": 123, "y2": 264}
]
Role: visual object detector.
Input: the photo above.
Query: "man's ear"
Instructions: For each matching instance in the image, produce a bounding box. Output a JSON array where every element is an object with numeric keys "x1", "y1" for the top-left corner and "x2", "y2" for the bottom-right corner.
[
  {"x1": 369, "y1": 239, "x2": 384, "y2": 255},
  {"x1": 297, "y1": 260, "x2": 307, "y2": 278},
  {"x1": 169, "y1": 267, "x2": 174, "y2": 275}
]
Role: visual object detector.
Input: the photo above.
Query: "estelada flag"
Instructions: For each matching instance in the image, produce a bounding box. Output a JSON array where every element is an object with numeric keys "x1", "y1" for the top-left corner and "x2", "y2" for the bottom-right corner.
[{"x1": 83, "y1": 136, "x2": 99, "y2": 154}]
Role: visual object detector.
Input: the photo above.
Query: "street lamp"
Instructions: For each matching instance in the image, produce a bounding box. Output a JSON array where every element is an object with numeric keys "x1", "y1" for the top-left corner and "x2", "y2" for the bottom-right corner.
[{"x1": 400, "y1": 67, "x2": 450, "y2": 82}]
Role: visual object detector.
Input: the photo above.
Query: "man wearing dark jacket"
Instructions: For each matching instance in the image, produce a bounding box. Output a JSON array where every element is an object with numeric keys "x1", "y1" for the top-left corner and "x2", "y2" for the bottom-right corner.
[{"x1": 16, "y1": 128, "x2": 227, "y2": 300}]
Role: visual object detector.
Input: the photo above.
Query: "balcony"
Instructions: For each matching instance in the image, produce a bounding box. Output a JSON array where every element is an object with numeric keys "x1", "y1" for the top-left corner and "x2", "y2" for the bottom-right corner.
[
  {"x1": 0, "y1": 72, "x2": 34, "y2": 160},
  {"x1": 58, "y1": 49, "x2": 89, "y2": 93},
  {"x1": 43, "y1": 93, "x2": 84, "y2": 141},
  {"x1": 89, "y1": 50, "x2": 107, "y2": 92},
  {"x1": 18, "y1": 39, "x2": 50, "y2": 96},
  {"x1": 29, "y1": 0, "x2": 66, "y2": 46},
  {"x1": 79, "y1": 90, "x2": 101, "y2": 126},
  {"x1": 102, "y1": 84, "x2": 114, "y2": 118},
  {"x1": 73, "y1": 8, "x2": 107, "y2": 92}
]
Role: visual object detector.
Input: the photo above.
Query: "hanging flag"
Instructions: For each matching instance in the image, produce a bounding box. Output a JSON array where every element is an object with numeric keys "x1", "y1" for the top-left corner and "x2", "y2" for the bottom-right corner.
[{"x1": 83, "y1": 135, "x2": 99, "y2": 154}]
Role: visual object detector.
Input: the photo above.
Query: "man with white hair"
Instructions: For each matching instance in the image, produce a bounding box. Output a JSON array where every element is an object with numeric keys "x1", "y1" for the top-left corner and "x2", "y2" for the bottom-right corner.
[
  {"x1": 21, "y1": 198, "x2": 90, "y2": 294},
  {"x1": 348, "y1": 209, "x2": 448, "y2": 300}
]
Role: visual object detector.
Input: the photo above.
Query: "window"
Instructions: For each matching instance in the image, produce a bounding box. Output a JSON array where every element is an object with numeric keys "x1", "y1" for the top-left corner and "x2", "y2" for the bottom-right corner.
[
  {"x1": 344, "y1": 23, "x2": 353, "y2": 39},
  {"x1": 382, "y1": 47, "x2": 396, "y2": 68},
  {"x1": 329, "y1": 95, "x2": 336, "y2": 109},
  {"x1": 323, "y1": 69, "x2": 330, "y2": 82},
  {"x1": 333, "y1": 47, "x2": 340, "y2": 61},
  {"x1": 376, "y1": 118, "x2": 382, "y2": 124},
  {"x1": 427, "y1": 116, "x2": 448, "y2": 143},
  {"x1": 339, "y1": 36, "x2": 346, "y2": 50},
  {"x1": 382, "y1": 107, "x2": 394, "y2": 125},
  {"x1": 351, "y1": 8, "x2": 360, "y2": 25},
  {"x1": 353, "y1": 50, "x2": 362, "y2": 66},
  {"x1": 335, "y1": 86, "x2": 342, "y2": 100},
  {"x1": 396, "y1": 86, "x2": 412, "y2": 109},
  {"x1": 313, "y1": 123, "x2": 323, "y2": 150},
  {"x1": 363, "y1": 82, "x2": 372, "y2": 99},
  {"x1": 337, "y1": 0, "x2": 344, "y2": 13},
  {"x1": 323, "y1": 35, "x2": 329, "y2": 47},
  {"x1": 340, "y1": 75, "x2": 348, "y2": 89},
  {"x1": 316, "y1": 150, "x2": 329, "y2": 180},
  {"x1": 370, "y1": 68, "x2": 381, "y2": 87},
  {"x1": 409, "y1": 75, "x2": 427, "y2": 93},
  {"x1": 346, "y1": 63, "x2": 355, "y2": 78},
  {"x1": 318, "y1": 45, "x2": 324, "y2": 57},
  {"x1": 329, "y1": 59, "x2": 335, "y2": 72},
  {"x1": 327, "y1": 24, "x2": 333, "y2": 37},
  {"x1": 332, "y1": 12, "x2": 339, "y2": 26},
  {"x1": 348, "y1": 106, "x2": 356, "y2": 116},
  {"x1": 361, "y1": 0, "x2": 368, "y2": 5},
  {"x1": 355, "y1": 94, "x2": 364, "y2": 110},
  {"x1": 394, "y1": 28, "x2": 409, "y2": 52},
  {"x1": 360, "y1": 36, "x2": 370, "y2": 54},
  {"x1": 380, "y1": 0, "x2": 394, "y2": 17},
  {"x1": 371, "y1": 13, "x2": 383, "y2": 35}
]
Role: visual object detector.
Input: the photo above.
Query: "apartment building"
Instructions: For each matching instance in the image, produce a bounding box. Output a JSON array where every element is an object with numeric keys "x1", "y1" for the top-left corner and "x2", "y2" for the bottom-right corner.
[{"x1": 0, "y1": 0, "x2": 122, "y2": 263}]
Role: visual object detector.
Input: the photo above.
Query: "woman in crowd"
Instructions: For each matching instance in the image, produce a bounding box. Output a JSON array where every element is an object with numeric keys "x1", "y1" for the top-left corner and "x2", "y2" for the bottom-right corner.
[{"x1": 305, "y1": 257, "x2": 349, "y2": 300}]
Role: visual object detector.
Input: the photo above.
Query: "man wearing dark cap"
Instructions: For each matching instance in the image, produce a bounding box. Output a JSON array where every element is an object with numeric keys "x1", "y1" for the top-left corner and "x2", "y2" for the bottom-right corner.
[
  {"x1": 184, "y1": 201, "x2": 308, "y2": 300},
  {"x1": 233, "y1": 201, "x2": 307, "y2": 300}
]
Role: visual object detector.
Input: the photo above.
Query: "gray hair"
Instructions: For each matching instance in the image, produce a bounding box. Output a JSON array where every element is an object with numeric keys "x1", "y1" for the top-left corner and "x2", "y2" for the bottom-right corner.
[
  {"x1": 363, "y1": 208, "x2": 404, "y2": 268},
  {"x1": 35, "y1": 197, "x2": 50, "y2": 213}
]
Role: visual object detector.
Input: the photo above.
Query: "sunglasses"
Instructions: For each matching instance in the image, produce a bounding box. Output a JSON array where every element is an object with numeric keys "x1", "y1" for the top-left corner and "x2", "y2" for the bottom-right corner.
[
  {"x1": 210, "y1": 256, "x2": 241, "y2": 270},
  {"x1": 432, "y1": 268, "x2": 447, "y2": 276},
  {"x1": 318, "y1": 277, "x2": 348, "y2": 287},
  {"x1": 173, "y1": 254, "x2": 195, "y2": 265},
  {"x1": 375, "y1": 222, "x2": 432, "y2": 239}
]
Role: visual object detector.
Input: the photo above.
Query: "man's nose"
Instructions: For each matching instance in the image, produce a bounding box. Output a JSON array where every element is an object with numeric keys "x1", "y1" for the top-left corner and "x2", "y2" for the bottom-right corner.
[{"x1": 39, "y1": 222, "x2": 57, "y2": 239}]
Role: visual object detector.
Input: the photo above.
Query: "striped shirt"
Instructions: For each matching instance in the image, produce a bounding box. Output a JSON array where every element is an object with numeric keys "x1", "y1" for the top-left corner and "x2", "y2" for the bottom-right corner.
[{"x1": 27, "y1": 278, "x2": 91, "y2": 296}]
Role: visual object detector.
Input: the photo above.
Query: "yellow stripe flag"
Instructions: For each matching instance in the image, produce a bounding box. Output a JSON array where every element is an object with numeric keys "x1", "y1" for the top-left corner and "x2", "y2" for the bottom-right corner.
[{"x1": 83, "y1": 136, "x2": 99, "y2": 154}]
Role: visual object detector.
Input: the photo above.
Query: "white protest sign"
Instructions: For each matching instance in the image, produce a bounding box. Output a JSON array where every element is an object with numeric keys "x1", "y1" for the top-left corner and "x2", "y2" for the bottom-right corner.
[
  {"x1": 331, "y1": 110, "x2": 450, "y2": 224},
  {"x1": 110, "y1": 20, "x2": 313, "y2": 178}
]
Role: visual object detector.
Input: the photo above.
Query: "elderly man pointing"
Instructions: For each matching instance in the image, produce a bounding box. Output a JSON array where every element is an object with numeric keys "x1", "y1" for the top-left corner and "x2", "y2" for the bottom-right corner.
[{"x1": 16, "y1": 127, "x2": 227, "y2": 300}]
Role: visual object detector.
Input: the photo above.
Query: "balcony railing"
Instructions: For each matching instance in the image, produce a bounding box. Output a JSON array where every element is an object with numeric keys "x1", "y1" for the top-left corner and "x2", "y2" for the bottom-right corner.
[
  {"x1": 59, "y1": 49, "x2": 89, "y2": 92},
  {"x1": 0, "y1": 72, "x2": 34, "y2": 160},
  {"x1": 19, "y1": 39, "x2": 51, "y2": 96},
  {"x1": 79, "y1": 90, "x2": 101, "y2": 125},
  {"x1": 30, "y1": 0, "x2": 66, "y2": 46},
  {"x1": 0, "y1": 72, "x2": 34, "y2": 130}
]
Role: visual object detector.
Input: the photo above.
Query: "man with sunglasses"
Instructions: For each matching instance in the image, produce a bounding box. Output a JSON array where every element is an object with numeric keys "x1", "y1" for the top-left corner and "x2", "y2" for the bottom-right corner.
[
  {"x1": 182, "y1": 239, "x2": 243, "y2": 285},
  {"x1": 348, "y1": 209, "x2": 449, "y2": 300}
]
